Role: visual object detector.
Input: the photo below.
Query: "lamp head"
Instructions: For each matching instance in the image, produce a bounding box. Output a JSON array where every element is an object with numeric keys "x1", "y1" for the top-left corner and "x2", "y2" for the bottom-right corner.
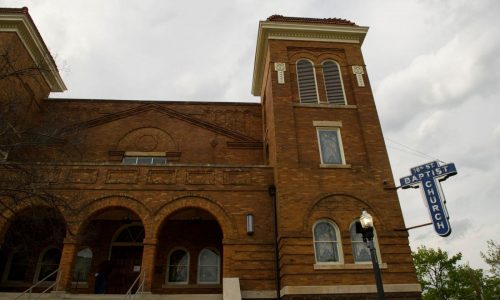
[{"x1": 360, "y1": 209, "x2": 374, "y2": 229}]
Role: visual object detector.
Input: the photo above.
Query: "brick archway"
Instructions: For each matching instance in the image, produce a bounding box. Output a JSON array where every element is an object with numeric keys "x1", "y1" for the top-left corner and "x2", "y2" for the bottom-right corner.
[
  {"x1": 152, "y1": 195, "x2": 237, "y2": 241},
  {"x1": 0, "y1": 202, "x2": 68, "y2": 245},
  {"x1": 303, "y1": 193, "x2": 385, "y2": 232},
  {"x1": 75, "y1": 195, "x2": 152, "y2": 239}
]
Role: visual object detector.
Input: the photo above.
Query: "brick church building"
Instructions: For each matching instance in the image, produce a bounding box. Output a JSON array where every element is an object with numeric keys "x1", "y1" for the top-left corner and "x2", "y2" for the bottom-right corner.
[{"x1": 0, "y1": 7, "x2": 421, "y2": 299}]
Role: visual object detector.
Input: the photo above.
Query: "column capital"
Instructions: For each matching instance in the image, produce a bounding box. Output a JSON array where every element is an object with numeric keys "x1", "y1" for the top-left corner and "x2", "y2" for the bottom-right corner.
[
  {"x1": 143, "y1": 238, "x2": 158, "y2": 245},
  {"x1": 63, "y1": 237, "x2": 78, "y2": 244}
]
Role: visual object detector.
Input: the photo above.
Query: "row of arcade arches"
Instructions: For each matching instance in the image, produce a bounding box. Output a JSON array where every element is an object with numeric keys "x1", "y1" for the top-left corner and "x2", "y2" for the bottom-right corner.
[{"x1": 0, "y1": 203, "x2": 224, "y2": 293}]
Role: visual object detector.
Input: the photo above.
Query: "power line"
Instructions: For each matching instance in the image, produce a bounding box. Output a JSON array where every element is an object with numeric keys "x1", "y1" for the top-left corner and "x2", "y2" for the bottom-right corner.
[{"x1": 385, "y1": 137, "x2": 442, "y2": 162}]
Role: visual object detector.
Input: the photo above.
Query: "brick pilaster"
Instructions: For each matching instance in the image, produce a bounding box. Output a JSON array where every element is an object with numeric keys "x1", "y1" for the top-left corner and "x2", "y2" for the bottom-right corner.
[
  {"x1": 56, "y1": 237, "x2": 78, "y2": 291},
  {"x1": 141, "y1": 238, "x2": 158, "y2": 292}
]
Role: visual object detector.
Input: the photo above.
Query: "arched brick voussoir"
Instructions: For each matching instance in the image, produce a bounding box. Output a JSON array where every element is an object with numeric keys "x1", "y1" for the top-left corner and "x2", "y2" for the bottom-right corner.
[
  {"x1": 303, "y1": 193, "x2": 386, "y2": 232},
  {"x1": 152, "y1": 195, "x2": 237, "y2": 241},
  {"x1": 0, "y1": 200, "x2": 68, "y2": 244},
  {"x1": 74, "y1": 195, "x2": 153, "y2": 239}
]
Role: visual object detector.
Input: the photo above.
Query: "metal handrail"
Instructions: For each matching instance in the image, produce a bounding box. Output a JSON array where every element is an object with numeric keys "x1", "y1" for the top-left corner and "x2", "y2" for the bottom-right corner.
[
  {"x1": 14, "y1": 268, "x2": 60, "y2": 300},
  {"x1": 123, "y1": 269, "x2": 145, "y2": 300}
]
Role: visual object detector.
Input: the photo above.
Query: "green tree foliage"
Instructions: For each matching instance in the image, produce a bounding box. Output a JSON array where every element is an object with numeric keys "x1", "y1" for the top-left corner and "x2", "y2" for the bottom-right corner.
[
  {"x1": 412, "y1": 246, "x2": 462, "y2": 299},
  {"x1": 481, "y1": 240, "x2": 500, "y2": 278},
  {"x1": 413, "y1": 244, "x2": 500, "y2": 300}
]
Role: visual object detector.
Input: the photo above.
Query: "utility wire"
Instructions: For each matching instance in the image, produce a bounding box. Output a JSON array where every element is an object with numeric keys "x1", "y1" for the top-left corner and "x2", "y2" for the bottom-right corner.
[{"x1": 385, "y1": 137, "x2": 442, "y2": 162}]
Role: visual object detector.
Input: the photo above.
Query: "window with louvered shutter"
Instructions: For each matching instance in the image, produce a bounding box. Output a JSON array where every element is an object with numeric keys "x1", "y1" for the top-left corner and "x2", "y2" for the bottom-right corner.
[
  {"x1": 296, "y1": 59, "x2": 318, "y2": 103},
  {"x1": 323, "y1": 61, "x2": 346, "y2": 105}
]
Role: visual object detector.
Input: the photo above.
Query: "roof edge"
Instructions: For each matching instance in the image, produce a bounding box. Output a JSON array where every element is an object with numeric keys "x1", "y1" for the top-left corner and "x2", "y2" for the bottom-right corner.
[
  {"x1": 0, "y1": 7, "x2": 67, "y2": 92},
  {"x1": 251, "y1": 20, "x2": 368, "y2": 96}
]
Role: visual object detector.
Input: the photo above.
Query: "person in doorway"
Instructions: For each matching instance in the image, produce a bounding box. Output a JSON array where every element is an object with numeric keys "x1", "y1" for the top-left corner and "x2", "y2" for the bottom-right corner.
[{"x1": 94, "y1": 260, "x2": 112, "y2": 294}]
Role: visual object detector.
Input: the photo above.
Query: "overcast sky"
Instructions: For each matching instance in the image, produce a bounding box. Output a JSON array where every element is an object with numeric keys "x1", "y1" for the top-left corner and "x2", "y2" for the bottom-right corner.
[{"x1": 2, "y1": 0, "x2": 499, "y2": 272}]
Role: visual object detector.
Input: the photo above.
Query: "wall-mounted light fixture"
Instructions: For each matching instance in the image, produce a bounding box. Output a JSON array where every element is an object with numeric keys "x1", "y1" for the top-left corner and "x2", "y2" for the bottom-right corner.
[{"x1": 246, "y1": 213, "x2": 254, "y2": 235}]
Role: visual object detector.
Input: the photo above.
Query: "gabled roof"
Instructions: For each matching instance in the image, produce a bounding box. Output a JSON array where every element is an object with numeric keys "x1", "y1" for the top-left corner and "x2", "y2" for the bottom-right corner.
[
  {"x1": 59, "y1": 103, "x2": 260, "y2": 143},
  {"x1": 0, "y1": 7, "x2": 66, "y2": 92}
]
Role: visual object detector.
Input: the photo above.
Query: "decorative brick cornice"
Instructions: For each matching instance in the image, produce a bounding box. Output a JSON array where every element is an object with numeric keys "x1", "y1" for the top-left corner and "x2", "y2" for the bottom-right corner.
[
  {"x1": 267, "y1": 15, "x2": 356, "y2": 26},
  {"x1": 251, "y1": 19, "x2": 368, "y2": 96}
]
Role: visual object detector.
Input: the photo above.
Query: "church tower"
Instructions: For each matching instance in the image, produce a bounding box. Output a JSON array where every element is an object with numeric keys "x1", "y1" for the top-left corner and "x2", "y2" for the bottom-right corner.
[{"x1": 252, "y1": 15, "x2": 421, "y2": 299}]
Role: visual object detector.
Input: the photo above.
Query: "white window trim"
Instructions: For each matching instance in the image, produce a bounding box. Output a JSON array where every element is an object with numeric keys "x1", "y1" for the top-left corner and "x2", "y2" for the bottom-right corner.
[
  {"x1": 349, "y1": 220, "x2": 382, "y2": 264},
  {"x1": 322, "y1": 60, "x2": 347, "y2": 105},
  {"x1": 72, "y1": 247, "x2": 93, "y2": 284},
  {"x1": 296, "y1": 59, "x2": 320, "y2": 104},
  {"x1": 166, "y1": 247, "x2": 190, "y2": 285},
  {"x1": 108, "y1": 222, "x2": 144, "y2": 258},
  {"x1": 312, "y1": 219, "x2": 344, "y2": 265},
  {"x1": 315, "y1": 126, "x2": 347, "y2": 166},
  {"x1": 1, "y1": 248, "x2": 27, "y2": 284},
  {"x1": 197, "y1": 248, "x2": 220, "y2": 284},
  {"x1": 34, "y1": 246, "x2": 61, "y2": 284}
]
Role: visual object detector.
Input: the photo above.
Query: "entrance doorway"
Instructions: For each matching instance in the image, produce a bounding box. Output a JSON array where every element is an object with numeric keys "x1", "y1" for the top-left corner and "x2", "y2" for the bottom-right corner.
[
  {"x1": 77, "y1": 208, "x2": 144, "y2": 294},
  {"x1": 107, "y1": 224, "x2": 144, "y2": 293}
]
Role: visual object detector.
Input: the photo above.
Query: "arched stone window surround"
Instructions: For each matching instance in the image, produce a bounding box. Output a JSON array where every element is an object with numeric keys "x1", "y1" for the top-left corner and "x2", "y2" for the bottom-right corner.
[
  {"x1": 296, "y1": 58, "x2": 320, "y2": 104},
  {"x1": 312, "y1": 219, "x2": 344, "y2": 264},
  {"x1": 1, "y1": 247, "x2": 29, "y2": 283},
  {"x1": 197, "y1": 248, "x2": 220, "y2": 284},
  {"x1": 321, "y1": 59, "x2": 347, "y2": 105},
  {"x1": 34, "y1": 246, "x2": 61, "y2": 283},
  {"x1": 72, "y1": 247, "x2": 93, "y2": 283},
  {"x1": 166, "y1": 247, "x2": 190, "y2": 284}
]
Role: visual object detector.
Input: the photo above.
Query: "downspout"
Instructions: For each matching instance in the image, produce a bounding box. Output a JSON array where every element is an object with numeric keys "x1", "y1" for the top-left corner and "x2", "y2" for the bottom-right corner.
[{"x1": 268, "y1": 185, "x2": 280, "y2": 299}]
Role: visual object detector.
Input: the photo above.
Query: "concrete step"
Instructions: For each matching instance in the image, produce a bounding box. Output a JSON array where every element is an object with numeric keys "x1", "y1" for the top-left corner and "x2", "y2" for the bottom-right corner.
[{"x1": 0, "y1": 293, "x2": 223, "y2": 300}]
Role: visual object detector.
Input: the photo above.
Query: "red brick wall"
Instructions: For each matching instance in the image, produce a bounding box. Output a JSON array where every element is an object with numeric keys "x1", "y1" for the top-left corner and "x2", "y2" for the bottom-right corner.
[{"x1": 260, "y1": 39, "x2": 419, "y2": 292}]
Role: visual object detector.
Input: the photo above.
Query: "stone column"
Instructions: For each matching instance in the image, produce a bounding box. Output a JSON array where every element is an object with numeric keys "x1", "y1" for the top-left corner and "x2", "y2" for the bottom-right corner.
[
  {"x1": 141, "y1": 238, "x2": 158, "y2": 293},
  {"x1": 55, "y1": 237, "x2": 78, "y2": 292}
]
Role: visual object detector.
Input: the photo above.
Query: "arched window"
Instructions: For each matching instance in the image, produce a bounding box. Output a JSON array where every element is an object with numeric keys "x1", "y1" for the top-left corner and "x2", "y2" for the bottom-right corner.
[
  {"x1": 3, "y1": 248, "x2": 29, "y2": 282},
  {"x1": 36, "y1": 247, "x2": 61, "y2": 282},
  {"x1": 313, "y1": 220, "x2": 342, "y2": 263},
  {"x1": 72, "y1": 248, "x2": 93, "y2": 282},
  {"x1": 349, "y1": 221, "x2": 380, "y2": 263},
  {"x1": 296, "y1": 59, "x2": 319, "y2": 103},
  {"x1": 198, "y1": 248, "x2": 220, "y2": 284},
  {"x1": 322, "y1": 60, "x2": 346, "y2": 105},
  {"x1": 167, "y1": 249, "x2": 189, "y2": 284},
  {"x1": 112, "y1": 224, "x2": 145, "y2": 245}
]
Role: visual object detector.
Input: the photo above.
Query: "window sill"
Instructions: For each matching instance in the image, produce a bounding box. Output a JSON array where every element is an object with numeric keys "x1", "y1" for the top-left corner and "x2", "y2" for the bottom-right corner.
[
  {"x1": 162, "y1": 283, "x2": 221, "y2": 288},
  {"x1": 320, "y1": 164, "x2": 351, "y2": 169},
  {"x1": 314, "y1": 263, "x2": 387, "y2": 270},
  {"x1": 294, "y1": 103, "x2": 357, "y2": 109},
  {"x1": 71, "y1": 282, "x2": 89, "y2": 288}
]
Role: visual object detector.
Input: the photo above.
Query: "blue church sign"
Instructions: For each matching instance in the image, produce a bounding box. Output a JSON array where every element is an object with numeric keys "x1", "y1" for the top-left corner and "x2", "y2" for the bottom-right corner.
[{"x1": 399, "y1": 161, "x2": 457, "y2": 237}]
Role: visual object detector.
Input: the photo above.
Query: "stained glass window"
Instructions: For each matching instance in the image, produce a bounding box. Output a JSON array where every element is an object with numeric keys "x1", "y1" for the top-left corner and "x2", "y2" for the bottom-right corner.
[
  {"x1": 72, "y1": 248, "x2": 93, "y2": 282},
  {"x1": 317, "y1": 128, "x2": 344, "y2": 165},
  {"x1": 313, "y1": 220, "x2": 341, "y2": 263},
  {"x1": 167, "y1": 249, "x2": 189, "y2": 284},
  {"x1": 350, "y1": 222, "x2": 376, "y2": 263},
  {"x1": 198, "y1": 249, "x2": 220, "y2": 284}
]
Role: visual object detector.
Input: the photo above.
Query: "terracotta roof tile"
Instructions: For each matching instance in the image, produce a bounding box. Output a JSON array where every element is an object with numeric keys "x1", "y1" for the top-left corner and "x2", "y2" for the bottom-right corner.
[{"x1": 266, "y1": 15, "x2": 356, "y2": 26}]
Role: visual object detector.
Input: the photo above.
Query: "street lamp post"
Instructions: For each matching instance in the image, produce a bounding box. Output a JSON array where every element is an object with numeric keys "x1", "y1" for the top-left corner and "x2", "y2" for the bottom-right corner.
[{"x1": 358, "y1": 209, "x2": 386, "y2": 300}]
